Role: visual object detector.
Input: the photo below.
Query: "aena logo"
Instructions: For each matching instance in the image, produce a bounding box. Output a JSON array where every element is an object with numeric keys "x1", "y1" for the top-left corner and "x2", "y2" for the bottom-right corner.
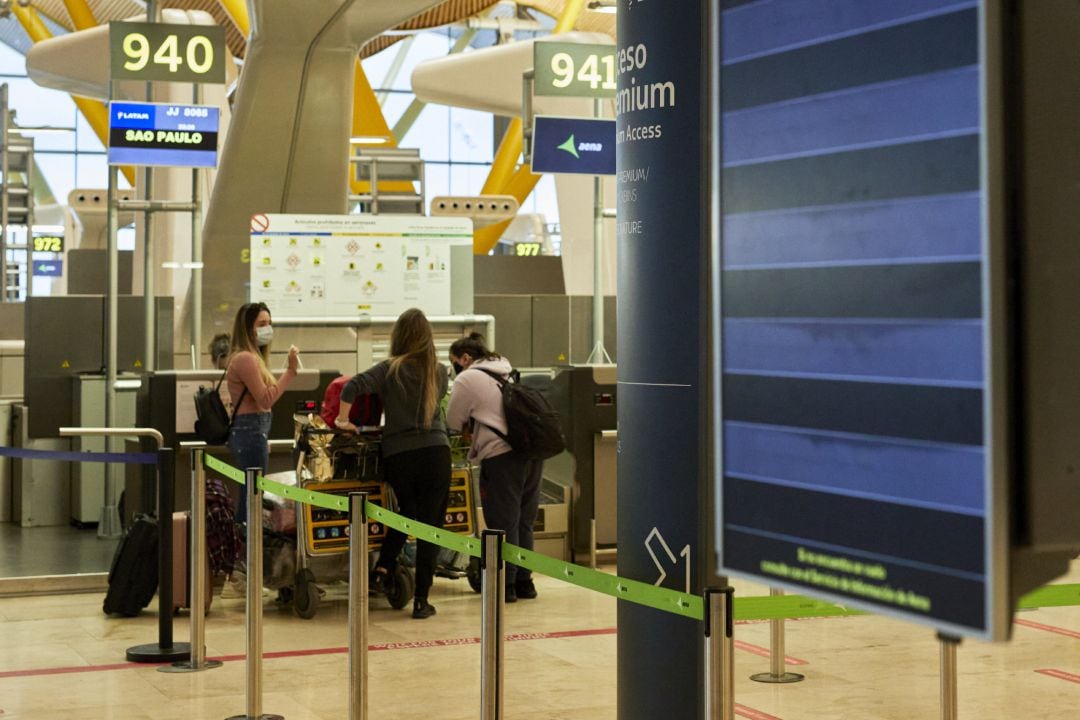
[{"x1": 557, "y1": 133, "x2": 603, "y2": 160}]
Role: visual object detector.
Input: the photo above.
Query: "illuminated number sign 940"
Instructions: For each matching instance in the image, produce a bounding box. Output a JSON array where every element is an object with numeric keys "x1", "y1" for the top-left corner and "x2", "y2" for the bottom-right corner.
[
  {"x1": 109, "y1": 22, "x2": 226, "y2": 84},
  {"x1": 534, "y1": 42, "x2": 616, "y2": 98}
]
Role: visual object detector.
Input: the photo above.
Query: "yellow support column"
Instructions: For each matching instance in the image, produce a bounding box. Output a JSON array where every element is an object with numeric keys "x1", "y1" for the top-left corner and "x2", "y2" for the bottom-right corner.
[
  {"x1": 349, "y1": 60, "x2": 413, "y2": 197},
  {"x1": 475, "y1": 0, "x2": 586, "y2": 253},
  {"x1": 61, "y1": 0, "x2": 97, "y2": 30},
  {"x1": 13, "y1": 2, "x2": 134, "y2": 185},
  {"x1": 217, "y1": 0, "x2": 251, "y2": 36}
]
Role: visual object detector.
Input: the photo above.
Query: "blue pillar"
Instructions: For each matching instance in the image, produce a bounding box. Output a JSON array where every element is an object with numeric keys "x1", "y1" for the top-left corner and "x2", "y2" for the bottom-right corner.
[{"x1": 616, "y1": 2, "x2": 708, "y2": 718}]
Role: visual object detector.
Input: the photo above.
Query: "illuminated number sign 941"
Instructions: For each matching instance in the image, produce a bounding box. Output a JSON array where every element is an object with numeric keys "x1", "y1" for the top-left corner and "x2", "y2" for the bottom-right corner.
[
  {"x1": 515, "y1": 242, "x2": 543, "y2": 257},
  {"x1": 109, "y1": 22, "x2": 226, "y2": 84},
  {"x1": 534, "y1": 42, "x2": 616, "y2": 98}
]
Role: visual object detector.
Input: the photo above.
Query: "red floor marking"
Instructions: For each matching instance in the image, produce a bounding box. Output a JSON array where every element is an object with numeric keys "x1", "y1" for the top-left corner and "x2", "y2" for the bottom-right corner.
[
  {"x1": 0, "y1": 628, "x2": 621, "y2": 680},
  {"x1": 0, "y1": 661, "x2": 140, "y2": 679},
  {"x1": 734, "y1": 639, "x2": 808, "y2": 666},
  {"x1": 1014, "y1": 618, "x2": 1080, "y2": 639},
  {"x1": 736, "y1": 703, "x2": 784, "y2": 720},
  {"x1": 1035, "y1": 668, "x2": 1080, "y2": 685}
]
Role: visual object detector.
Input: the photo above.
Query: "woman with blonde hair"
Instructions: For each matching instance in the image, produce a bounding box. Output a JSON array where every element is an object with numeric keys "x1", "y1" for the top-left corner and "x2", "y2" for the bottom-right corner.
[
  {"x1": 336, "y1": 307, "x2": 450, "y2": 619},
  {"x1": 226, "y1": 302, "x2": 300, "y2": 521}
]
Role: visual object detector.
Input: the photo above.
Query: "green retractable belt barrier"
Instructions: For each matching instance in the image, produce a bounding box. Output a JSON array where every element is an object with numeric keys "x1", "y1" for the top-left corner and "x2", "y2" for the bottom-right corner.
[{"x1": 204, "y1": 455, "x2": 1079, "y2": 623}]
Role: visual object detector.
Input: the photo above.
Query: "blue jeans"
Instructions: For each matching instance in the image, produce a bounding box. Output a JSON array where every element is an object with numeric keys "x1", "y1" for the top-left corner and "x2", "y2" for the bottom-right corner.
[{"x1": 228, "y1": 412, "x2": 271, "y2": 521}]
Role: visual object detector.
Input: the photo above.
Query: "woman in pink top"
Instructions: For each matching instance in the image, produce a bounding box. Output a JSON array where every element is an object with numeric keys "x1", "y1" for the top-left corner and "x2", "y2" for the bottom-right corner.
[{"x1": 226, "y1": 302, "x2": 300, "y2": 521}]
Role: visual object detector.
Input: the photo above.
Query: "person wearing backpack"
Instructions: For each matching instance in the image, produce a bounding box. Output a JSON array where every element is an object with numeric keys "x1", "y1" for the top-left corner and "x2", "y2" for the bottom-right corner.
[
  {"x1": 334, "y1": 308, "x2": 450, "y2": 619},
  {"x1": 445, "y1": 333, "x2": 542, "y2": 603}
]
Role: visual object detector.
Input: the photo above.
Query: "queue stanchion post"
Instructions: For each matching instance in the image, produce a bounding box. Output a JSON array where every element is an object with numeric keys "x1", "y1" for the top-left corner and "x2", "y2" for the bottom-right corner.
[
  {"x1": 480, "y1": 529, "x2": 506, "y2": 720},
  {"x1": 704, "y1": 586, "x2": 735, "y2": 720},
  {"x1": 127, "y1": 446, "x2": 191, "y2": 663},
  {"x1": 226, "y1": 467, "x2": 283, "y2": 720},
  {"x1": 163, "y1": 445, "x2": 222, "y2": 673},
  {"x1": 348, "y1": 492, "x2": 369, "y2": 720},
  {"x1": 750, "y1": 587, "x2": 804, "y2": 684},
  {"x1": 939, "y1": 633, "x2": 960, "y2": 720}
]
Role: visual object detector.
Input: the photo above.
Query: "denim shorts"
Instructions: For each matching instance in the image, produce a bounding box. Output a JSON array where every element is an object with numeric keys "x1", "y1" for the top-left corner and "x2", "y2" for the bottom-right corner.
[{"x1": 229, "y1": 412, "x2": 271, "y2": 520}]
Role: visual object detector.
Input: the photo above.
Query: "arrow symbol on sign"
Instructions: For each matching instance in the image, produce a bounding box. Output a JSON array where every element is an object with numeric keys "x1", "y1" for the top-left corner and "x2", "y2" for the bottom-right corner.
[{"x1": 645, "y1": 527, "x2": 677, "y2": 586}]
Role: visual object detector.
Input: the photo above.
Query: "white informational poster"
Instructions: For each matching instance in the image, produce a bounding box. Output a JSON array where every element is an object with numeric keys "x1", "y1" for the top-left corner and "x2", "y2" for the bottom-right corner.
[{"x1": 249, "y1": 214, "x2": 473, "y2": 318}]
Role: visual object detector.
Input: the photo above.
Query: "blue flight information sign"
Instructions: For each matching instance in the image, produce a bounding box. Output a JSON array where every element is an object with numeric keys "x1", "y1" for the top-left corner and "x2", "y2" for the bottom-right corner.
[
  {"x1": 32, "y1": 260, "x2": 63, "y2": 277},
  {"x1": 531, "y1": 116, "x2": 616, "y2": 175},
  {"x1": 108, "y1": 101, "x2": 219, "y2": 168},
  {"x1": 717, "y1": 1, "x2": 993, "y2": 637}
]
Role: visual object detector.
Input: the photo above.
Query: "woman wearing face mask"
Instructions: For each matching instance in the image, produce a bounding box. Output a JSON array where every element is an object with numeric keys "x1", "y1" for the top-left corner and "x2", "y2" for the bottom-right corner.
[{"x1": 226, "y1": 302, "x2": 300, "y2": 522}]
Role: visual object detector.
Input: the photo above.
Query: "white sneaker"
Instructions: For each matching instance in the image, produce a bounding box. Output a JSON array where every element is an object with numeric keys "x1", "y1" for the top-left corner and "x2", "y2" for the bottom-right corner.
[{"x1": 221, "y1": 574, "x2": 246, "y2": 599}]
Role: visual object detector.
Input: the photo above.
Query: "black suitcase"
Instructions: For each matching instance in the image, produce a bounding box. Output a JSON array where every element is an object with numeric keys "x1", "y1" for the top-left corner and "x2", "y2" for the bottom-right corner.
[{"x1": 103, "y1": 514, "x2": 159, "y2": 617}]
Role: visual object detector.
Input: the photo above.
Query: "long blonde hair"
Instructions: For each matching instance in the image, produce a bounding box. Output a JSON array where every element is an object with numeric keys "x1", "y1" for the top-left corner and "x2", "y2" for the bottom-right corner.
[
  {"x1": 388, "y1": 308, "x2": 439, "y2": 427},
  {"x1": 230, "y1": 302, "x2": 276, "y2": 386}
]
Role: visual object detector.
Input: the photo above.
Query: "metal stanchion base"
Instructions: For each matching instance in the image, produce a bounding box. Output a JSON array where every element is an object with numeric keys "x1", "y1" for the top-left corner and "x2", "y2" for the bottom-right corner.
[
  {"x1": 750, "y1": 671, "x2": 805, "y2": 684},
  {"x1": 97, "y1": 504, "x2": 124, "y2": 539},
  {"x1": 160, "y1": 659, "x2": 223, "y2": 673},
  {"x1": 126, "y1": 642, "x2": 191, "y2": 663},
  {"x1": 225, "y1": 714, "x2": 284, "y2": 719}
]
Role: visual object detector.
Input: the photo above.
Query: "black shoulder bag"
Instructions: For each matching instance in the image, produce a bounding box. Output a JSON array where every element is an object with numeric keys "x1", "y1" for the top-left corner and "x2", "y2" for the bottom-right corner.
[{"x1": 193, "y1": 369, "x2": 248, "y2": 444}]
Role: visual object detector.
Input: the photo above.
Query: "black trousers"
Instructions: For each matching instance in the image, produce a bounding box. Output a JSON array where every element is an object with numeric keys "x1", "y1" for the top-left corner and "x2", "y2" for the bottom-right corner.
[
  {"x1": 377, "y1": 444, "x2": 451, "y2": 599},
  {"x1": 479, "y1": 451, "x2": 542, "y2": 586}
]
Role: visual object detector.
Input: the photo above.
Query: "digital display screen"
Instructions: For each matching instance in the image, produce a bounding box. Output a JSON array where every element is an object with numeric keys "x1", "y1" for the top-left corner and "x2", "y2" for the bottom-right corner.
[
  {"x1": 108, "y1": 101, "x2": 219, "y2": 168},
  {"x1": 718, "y1": 0, "x2": 990, "y2": 635}
]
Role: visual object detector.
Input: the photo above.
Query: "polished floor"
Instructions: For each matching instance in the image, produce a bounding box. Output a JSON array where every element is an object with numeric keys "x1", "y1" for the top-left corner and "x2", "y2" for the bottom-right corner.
[{"x1": 0, "y1": 560, "x2": 1076, "y2": 719}]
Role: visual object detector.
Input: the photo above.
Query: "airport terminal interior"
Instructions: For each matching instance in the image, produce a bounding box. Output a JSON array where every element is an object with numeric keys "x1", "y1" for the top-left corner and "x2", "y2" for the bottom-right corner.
[{"x1": 0, "y1": 0, "x2": 1078, "y2": 718}]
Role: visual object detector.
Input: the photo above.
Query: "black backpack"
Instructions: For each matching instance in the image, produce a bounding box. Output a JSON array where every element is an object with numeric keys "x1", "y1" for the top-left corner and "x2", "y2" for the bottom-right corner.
[
  {"x1": 474, "y1": 368, "x2": 566, "y2": 460},
  {"x1": 193, "y1": 369, "x2": 247, "y2": 444}
]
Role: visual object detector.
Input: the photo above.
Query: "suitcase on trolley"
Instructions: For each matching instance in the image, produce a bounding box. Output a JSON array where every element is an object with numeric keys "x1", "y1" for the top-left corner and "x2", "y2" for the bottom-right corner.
[
  {"x1": 172, "y1": 511, "x2": 213, "y2": 614},
  {"x1": 103, "y1": 514, "x2": 158, "y2": 617}
]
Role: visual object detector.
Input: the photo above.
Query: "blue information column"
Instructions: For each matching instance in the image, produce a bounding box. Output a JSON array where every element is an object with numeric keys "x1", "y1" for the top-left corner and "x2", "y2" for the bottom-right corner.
[{"x1": 617, "y1": 1, "x2": 707, "y2": 717}]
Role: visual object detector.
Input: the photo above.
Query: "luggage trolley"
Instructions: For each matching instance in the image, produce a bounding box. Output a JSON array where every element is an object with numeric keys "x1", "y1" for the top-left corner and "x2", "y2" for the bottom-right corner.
[{"x1": 288, "y1": 414, "x2": 415, "y2": 619}]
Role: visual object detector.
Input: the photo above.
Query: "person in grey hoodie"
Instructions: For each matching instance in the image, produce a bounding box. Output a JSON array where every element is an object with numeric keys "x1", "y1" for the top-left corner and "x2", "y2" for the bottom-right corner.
[
  {"x1": 335, "y1": 308, "x2": 450, "y2": 619},
  {"x1": 445, "y1": 333, "x2": 540, "y2": 602}
]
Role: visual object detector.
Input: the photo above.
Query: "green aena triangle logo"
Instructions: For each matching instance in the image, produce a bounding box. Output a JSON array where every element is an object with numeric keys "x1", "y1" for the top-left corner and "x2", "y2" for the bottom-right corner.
[{"x1": 557, "y1": 134, "x2": 580, "y2": 159}]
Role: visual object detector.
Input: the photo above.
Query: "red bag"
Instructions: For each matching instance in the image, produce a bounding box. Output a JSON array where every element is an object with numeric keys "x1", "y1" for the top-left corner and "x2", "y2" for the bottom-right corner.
[{"x1": 321, "y1": 375, "x2": 383, "y2": 428}]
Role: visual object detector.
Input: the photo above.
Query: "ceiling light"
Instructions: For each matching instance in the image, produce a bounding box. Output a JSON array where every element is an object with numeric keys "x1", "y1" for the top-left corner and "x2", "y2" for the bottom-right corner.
[{"x1": 350, "y1": 136, "x2": 392, "y2": 145}]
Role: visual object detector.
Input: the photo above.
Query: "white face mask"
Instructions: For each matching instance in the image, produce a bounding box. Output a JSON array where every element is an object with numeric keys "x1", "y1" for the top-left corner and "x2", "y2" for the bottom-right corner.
[{"x1": 255, "y1": 325, "x2": 274, "y2": 347}]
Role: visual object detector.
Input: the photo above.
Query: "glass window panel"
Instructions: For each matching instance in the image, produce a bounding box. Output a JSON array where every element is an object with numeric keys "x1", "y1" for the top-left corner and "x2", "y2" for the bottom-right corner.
[
  {"x1": 0, "y1": 42, "x2": 27, "y2": 70},
  {"x1": 32, "y1": 153, "x2": 77, "y2": 208},
  {"x1": 3, "y1": 78, "x2": 76, "y2": 151},
  {"x1": 76, "y1": 111, "x2": 106, "y2": 152},
  {"x1": 381, "y1": 92, "x2": 412, "y2": 133},
  {"x1": 449, "y1": 107, "x2": 493, "y2": 163},
  {"x1": 387, "y1": 30, "x2": 451, "y2": 92},
  {"x1": 424, "y1": 162, "x2": 450, "y2": 204},
  {"x1": 75, "y1": 154, "x2": 110, "y2": 192},
  {"x1": 402, "y1": 103, "x2": 450, "y2": 162},
  {"x1": 447, "y1": 163, "x2": 493, "y2": 197},
  {"x1": 528, "y1": 173, "x2": 560, "y2": 225}
]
